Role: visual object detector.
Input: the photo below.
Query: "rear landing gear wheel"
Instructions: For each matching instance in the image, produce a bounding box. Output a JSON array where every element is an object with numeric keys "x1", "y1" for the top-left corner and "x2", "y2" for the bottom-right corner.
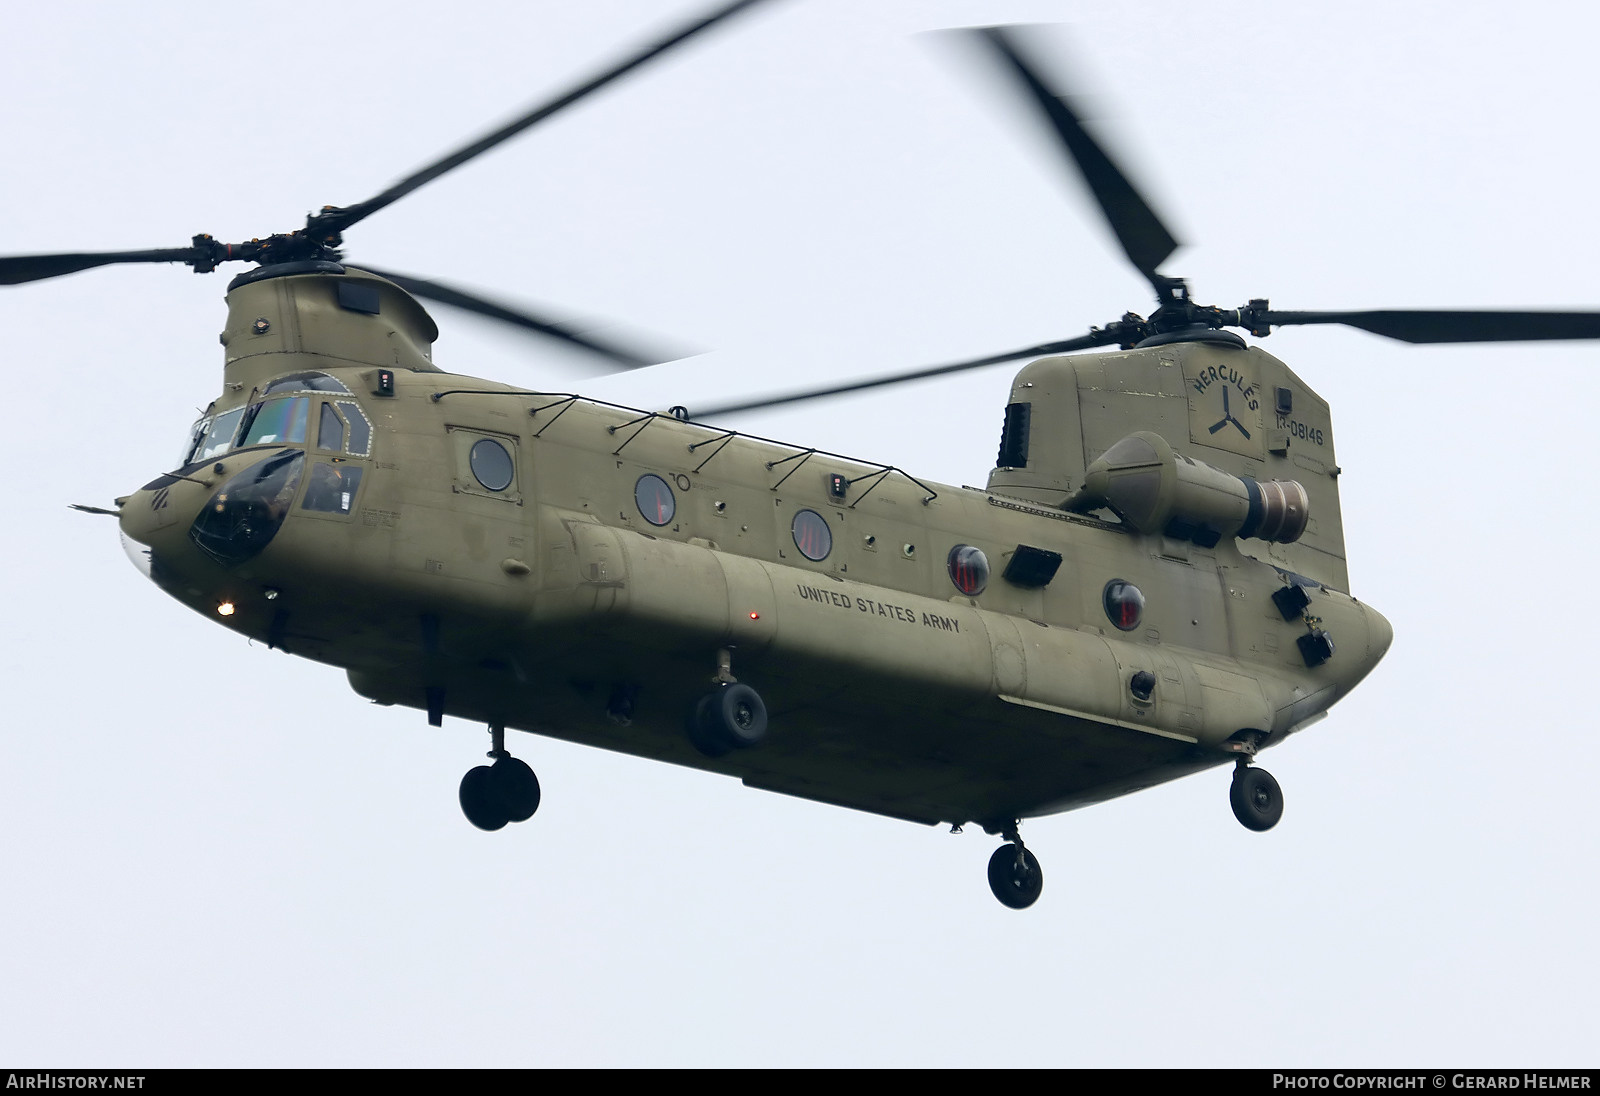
[
  {"x1": 987, "y1": 842, "x2": 1043, "y2": 910},
  {"x1": 1230, "y1": 765, "x2": 1283, "y2": 831}
]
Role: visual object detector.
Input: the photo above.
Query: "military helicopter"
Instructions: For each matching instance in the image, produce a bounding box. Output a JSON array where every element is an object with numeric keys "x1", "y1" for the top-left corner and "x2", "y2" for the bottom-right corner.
[{"x1": 8, "y1": 0, "x2": 1600, "y2": 912}]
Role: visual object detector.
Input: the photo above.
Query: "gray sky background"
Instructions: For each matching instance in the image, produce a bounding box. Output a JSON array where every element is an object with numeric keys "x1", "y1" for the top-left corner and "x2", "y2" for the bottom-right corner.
[{"x1": 2, "y1": 0, "x2": 1596, "y2": 1067}]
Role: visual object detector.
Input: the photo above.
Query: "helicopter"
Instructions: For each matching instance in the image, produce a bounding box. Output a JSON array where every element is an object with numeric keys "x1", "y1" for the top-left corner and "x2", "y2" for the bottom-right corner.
[{"x1": 7, "y1": 0, "x2": 1600, "y2": 916}]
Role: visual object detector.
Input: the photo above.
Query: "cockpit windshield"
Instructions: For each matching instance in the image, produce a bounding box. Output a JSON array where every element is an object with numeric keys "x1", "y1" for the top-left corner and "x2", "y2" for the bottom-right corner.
[
  {"x1": 181, "y1": 385, "x2": 357, "y2": 468},
  {"x1": 240, "y1": 396, "x2": 310, "y2": 448}
]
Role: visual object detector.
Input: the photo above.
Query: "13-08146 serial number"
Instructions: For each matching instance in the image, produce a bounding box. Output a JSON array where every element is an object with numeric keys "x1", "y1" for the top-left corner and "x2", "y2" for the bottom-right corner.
[{"x1": 1277, "y1": 414, "x2": 1324, "y2": 446}]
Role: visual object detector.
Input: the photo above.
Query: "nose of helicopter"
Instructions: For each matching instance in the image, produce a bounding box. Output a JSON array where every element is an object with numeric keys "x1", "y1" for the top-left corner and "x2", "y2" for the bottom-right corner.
[
  {"x1": 120, "y1": 528, "x2": 154, "y2": 578},
  {"x1": 119, "y1": 448, "x2": 307, "y2": 572},
  {"x1": 116, "y1": 469, "x2": 213, "y2": 571},
  {"x1": 116, "y1": 466, "x2": 249, "y2": 621}
]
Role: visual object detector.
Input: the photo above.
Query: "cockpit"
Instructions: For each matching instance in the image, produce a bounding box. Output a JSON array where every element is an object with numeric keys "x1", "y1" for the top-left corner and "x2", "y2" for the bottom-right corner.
[
  {"x1": 180, "y1": 371, "x2": 368, "y2": 468},
  {"x1": 179, "y1": 371, "x2": 373, "y2": 566}
]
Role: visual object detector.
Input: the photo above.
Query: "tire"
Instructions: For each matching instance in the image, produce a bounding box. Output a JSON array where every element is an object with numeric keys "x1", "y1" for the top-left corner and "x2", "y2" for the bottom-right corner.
[
  {"x1": 687, "y1": 692, "x2": 730, "y2": 758},
  {"x1": 1230, "y1": 766, "x2": 1284, "y2": 831},
  {"x1": 491, "y1": 756, "x2": 541, "y2": 822},
  {"x1": 459, "y1": 765, "x2": 509, "y2": 832},
  {"x1": 987, "y1": 844, "x2": 1044, "y2": 910},
  {"x1": 687, "y1": 684, "x2": 767, "y2": 756},
  {"x1": 710, "y1": 683, "x2": 767, "y2": 748}
]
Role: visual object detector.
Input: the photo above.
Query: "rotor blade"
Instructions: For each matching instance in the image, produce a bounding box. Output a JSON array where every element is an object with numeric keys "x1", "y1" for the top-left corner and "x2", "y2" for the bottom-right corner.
[
  {"x1": 359, "y1": 265, "x2": 670, "y2": 370},
  {"x1": 688, "y1": 332, "x2": 1114, "y2": 418},
  {"x1": 321, "y1": 0, "x2": 777, "y2": 236},
  {"x1": 1261, "y1": 309, "x2": 1600, "y2": 344},
  {"x1": 0, "y1": 247, "x2": 202, "y2": 286},
  {"x1": 968, "y1": 26, "x2": 1180, "y2": 291}
]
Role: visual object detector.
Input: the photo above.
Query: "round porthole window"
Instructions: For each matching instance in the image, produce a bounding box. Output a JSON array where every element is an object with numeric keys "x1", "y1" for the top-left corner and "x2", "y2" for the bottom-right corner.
[
  {"x1": 635, "y1": 474, "x2": 676, "y2": 526},
  {"x1": 947, "y1": 544, "x2": 989, "y2": 596},
  {"x1": 469, "y1": 438, "x2": 514, "y2": 492},
  {"x1": 792, "y1": 509, "x2": 832, "y2": 561},
  {"x1": 1103, "y1": 579, "x2": 1145, "y2": 631}
]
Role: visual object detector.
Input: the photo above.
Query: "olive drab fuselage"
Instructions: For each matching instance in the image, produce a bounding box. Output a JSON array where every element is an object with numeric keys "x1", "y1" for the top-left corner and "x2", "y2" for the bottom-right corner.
[{"x1": 118, "y1": 265, "x2": 1392, "y2": 829}]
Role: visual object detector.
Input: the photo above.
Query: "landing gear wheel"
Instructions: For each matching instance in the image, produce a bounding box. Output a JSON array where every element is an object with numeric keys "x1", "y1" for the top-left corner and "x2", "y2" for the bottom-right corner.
[
  {"x1": 987, "y1": 843, "x2": 1044, "y2": 910},
  {"x1": 460, "y1": 722, "x2": 541, "y2": 831},
  {"x1": 459, "y1": 765, "x2": 510, "y2": 832},
  {"x1": 1230, "y1": 766, "x2": 1283, "y2": 831},
  {"x1": 687, "y1": 683, "x2": 768, "y2": 757},
  {"x1": 713, "y1": 683, "x2": 767, "y2": 746},
  {"x1": 688, "y1": 693, "x2": 730, "y2": 758},
  {"x1": 492, "y1": 755, "x2": 541, "y2": 822}
]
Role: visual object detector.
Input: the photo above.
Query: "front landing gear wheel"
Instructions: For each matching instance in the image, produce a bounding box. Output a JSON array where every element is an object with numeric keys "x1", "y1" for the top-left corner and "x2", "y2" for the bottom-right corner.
[
  {"x1": 460, "y1": 766, "x2": 509, "y2": 832},
  {"x1": 1230, "y1": 765, "x2": 1283, "y2": 831},
  {"x1": 459, "y1": 745, "x2": 542, "y2": 831},
  {"x1": 492, "y1": 756, "x2": 541, "y2": 822},
  {"x1": 987, "y1": 843, "x2": 1044, "y2": 910},
  {"x1": 687, "y1": 683, "x2": 768, "y2": 757}
]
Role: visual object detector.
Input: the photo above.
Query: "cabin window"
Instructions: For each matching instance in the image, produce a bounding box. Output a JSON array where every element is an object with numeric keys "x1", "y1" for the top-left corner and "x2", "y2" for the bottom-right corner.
[
  {"x1": 449, "y1": 428, "x2": 520, "y2": 503},
  {"x1": 635, "y1": 474, "x2": 676, "y2": 526},
  {"x1": 792, "y1": 509, "x2": 832, "y2": 562},
  {"x1": 469, "y1": 439, "x2": 515, "y2": 492},
  {"x1": 947, "y1": 545, "x2": 989, "y2": 596},
  {"x1": 1103, "y1": 579, "x2": 1145, "y2": 631},
  {"x1": 240, "y1": 396, "x2": 310, "y2": 447}
]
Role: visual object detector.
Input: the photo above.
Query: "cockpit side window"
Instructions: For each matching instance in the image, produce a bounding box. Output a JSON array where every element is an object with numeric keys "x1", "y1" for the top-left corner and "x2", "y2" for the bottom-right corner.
[
  {"x1": 338, "y1": 402, "x2": 371, "y2": 457},
  {"x1": 313, "y1": 400, "x2": 373, "y2": 456},
  {"x1": 317, "y1": 403, "x2": 343, "y2": 451},
  {"x1": 181, "y1": 418, "x2": 208, "y2": 467},
  {"x1": 187, "y1": 406, "x2": 246, "y2": 464}
]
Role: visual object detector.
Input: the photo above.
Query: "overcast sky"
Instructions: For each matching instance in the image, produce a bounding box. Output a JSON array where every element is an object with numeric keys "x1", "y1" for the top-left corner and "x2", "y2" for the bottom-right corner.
[{"x1": 2, "y1": 0, "x2": 1596, "y2": 1067}]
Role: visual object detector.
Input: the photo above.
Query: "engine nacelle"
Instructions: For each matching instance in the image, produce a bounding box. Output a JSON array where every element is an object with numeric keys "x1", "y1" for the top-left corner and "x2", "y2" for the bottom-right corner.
[{"x1": 1078, "y1": 431, "x2": 1308, "y2": 545}]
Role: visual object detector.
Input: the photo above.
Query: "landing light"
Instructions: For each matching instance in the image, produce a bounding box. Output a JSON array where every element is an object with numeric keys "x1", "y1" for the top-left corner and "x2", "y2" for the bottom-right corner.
[{"x1": 216, "y1": 601, "x2": 236, "y2": 617}]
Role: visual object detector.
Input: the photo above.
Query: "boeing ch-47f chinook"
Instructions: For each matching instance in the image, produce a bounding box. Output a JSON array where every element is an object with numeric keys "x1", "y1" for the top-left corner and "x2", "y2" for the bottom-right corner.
[{"x1": 9, "y1": 1, "x2": 1600, "y2": 909}]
